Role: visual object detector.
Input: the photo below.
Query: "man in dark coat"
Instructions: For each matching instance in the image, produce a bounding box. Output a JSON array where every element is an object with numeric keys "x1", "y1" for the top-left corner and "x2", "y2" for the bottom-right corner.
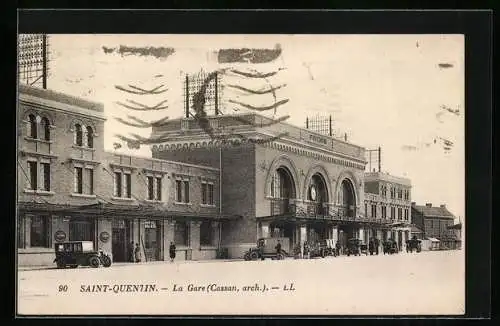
[
  {"x1": 335, "y1": 241, "x2": 341, "y2": 256},
  {"x1": 374, "y1": 238, "x2": 380, "y2": 255},
  {"x1": 128, "y1": 241, "x2": 135, "y2": 262},
  {"x1": 134, "y1": 243, "x2": 141, "y2": 263},
  {"x1": 169, "y1": 241, "x2": 176, "y2": 262},
  {"x1": 275, "y1": 240, "x2": 282, "y2": 258}
]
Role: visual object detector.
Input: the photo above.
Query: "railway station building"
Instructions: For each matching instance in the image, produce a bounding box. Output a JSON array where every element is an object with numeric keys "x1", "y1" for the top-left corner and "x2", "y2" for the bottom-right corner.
[{"x1": 151, "y1": 114, "x2": 371, "y2": 257}]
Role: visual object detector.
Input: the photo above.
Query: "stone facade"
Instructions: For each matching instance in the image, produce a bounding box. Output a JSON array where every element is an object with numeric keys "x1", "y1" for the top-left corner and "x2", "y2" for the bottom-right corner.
[
  {"x1": 151, "y1": 114, "x2": 368, "y2": 257},
  {"x1": 17, "y1": 85, "x2": 223, "y2": 266}
]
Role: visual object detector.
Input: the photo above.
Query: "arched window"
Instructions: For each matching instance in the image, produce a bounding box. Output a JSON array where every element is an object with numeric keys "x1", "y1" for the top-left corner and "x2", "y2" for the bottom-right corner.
[
  {"x1": 74, "y1": 124, "x2": 83, "y2": 146},
  {"x1": 86, "y1": 126, "x2": 94, "y2": 148},
  {"x1": 41, "y1": 117, "x2": 50, "y2": 141},
  {"x1": 28, "y1": 114, "x2": 37, "y2": 138}
]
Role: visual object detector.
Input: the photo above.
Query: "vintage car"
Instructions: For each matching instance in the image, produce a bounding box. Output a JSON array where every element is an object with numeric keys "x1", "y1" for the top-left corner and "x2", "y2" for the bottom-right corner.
[
  {"x1": 406, "y1": 238, "x2": 422, "y2": 253},
  {"x1": 53, "y1": 241, "x2": 112, "y2": 268},
  {"x1": 346, "y1": 238, "x2": 363, "y2": 256},
  {"x1": 309, "y1": 239, "x2": 337, "y2": 258},
  {"x1": 244, "y1": 237, "x2": 289, "y2": 261},
  {"x1": 383, "y1": 239, "x2": 399, "y2": 254}
]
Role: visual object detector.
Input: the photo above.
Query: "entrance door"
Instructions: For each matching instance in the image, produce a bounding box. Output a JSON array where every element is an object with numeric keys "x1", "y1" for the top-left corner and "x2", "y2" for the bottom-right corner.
[
  {"x1": 144, "y1": 220, "x2": 160, "y2": 261},
  {"x1": 112, "y1": 219, "x2": 130, "y2": 262}
]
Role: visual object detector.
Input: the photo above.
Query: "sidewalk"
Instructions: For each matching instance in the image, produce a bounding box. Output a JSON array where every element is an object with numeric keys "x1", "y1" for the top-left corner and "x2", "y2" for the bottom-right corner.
[{"x1": 18, "y1": 258, "x2": 241, "y2": 272}]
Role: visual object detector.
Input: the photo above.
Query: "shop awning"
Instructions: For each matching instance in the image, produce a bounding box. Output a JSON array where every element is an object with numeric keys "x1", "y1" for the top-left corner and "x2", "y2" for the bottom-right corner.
[
  {"x1": 427, "y1": 237, "x2": 440, "y2": 242},
  {"x1": 18, "y1": 201, "x2": 239, "y2": 221}
]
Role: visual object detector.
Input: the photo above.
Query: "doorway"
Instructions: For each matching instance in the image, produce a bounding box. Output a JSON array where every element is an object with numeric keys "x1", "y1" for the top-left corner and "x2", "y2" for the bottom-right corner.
[
  {"x1": 144, "y1": 220, "x2": 161, "y2": 261},
  {"x1": 112, "y1": 219, "x2": 131, "y2": 262}
]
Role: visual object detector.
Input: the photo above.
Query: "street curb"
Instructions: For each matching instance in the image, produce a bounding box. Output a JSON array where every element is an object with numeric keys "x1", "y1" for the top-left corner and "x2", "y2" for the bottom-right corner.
[{"x1": 18, "y1": 259, "x2": 242, "y2": 271}]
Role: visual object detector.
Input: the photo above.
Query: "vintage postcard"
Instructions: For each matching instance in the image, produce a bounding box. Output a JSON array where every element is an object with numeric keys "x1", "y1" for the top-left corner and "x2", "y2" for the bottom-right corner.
[{"x1": 16, "y1": 33, "x2": 465, "y2": 315}]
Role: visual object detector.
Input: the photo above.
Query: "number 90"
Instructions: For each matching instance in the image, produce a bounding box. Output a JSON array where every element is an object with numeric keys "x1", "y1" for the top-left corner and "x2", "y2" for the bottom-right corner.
[{"x1": 58, "y1": 285, "x2": 68, "y2": 292}]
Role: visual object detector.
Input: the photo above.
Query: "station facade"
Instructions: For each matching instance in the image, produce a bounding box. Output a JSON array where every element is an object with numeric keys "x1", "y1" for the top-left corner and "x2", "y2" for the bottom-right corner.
[
  {"x1": 17, "y1": 85, "x2": 227, "y2": 266},
  {"x1": 151, "y1": 114, "x2": 373, "y2": 257}
]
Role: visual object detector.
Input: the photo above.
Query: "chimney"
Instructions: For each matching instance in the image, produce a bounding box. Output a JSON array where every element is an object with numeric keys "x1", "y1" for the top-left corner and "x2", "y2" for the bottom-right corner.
[
  {"x1": 411, "y1": 202, "x2": 416, "y2": 207},
  {"x1": 425, "y1": 203, "x2": 432, "y2": 207},
  {"x1": 440, "y1": 204, "x2": 446, "y2": 208}
]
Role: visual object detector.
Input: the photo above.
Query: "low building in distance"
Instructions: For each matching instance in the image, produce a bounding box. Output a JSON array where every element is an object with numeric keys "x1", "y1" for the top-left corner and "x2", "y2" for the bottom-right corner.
[{"x1": 411, "y1": 202, "x2": 460, "y2": 250}]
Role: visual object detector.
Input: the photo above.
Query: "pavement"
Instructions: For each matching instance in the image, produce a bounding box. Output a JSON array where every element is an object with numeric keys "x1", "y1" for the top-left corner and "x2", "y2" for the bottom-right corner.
[
  {"x1": 17, "y1": 250, "x2": 465, "y2": 315},
  {"x1": 18, "y1": 258, "x2": 241, "y2": 271}
]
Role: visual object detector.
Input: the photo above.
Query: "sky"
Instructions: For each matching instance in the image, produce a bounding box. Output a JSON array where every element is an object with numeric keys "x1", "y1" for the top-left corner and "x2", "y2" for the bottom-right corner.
[{"x1": 38, "y1": 34, "x2": 464, "y2": 220}]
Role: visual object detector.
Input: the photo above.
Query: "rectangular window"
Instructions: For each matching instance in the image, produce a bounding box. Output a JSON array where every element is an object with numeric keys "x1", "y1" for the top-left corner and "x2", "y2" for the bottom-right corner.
[
  {"x1": 30, "y1": 215, "x2": 51, "y2": 248},
  {"x1": 17, "y1": 216, "x2": 26, "y2": 249},
  {"x1": 147, "y1": 176, "x2": 154, "y2": 200},
  {"x1": 114, "y1": 172, "x2": 122, "y2": 197},
  {"x1": 174, "y1": 221, "x2": 189, "y2": 246},
  {"x1": 364, "y1": 203, "x2": 367, "y2": 216},
  {"x1": 398, "y1": 208, "x2": 402, "y2": 219},
  {"x1": 382, "y1": 206, "x2": 387, "y2": 218},
  {"x1": 371, "y1": 204, "x2": 377, "y2": 218},
  {"x1": 85, "y1": 168, "x2": 94, "y2": 195},
  {"x1": 40, "y1": 162, "x2": 50, "y2": 191},
  {"x1": 176, "y1": 180, "x2": 182, "y2": 202},
  {"x1": 202, "y1": 182, "x2": 215, "y2": 205},
  {"x1": 156, "y1": 177, "x2": 162, "y2": 201},
  {"x1": 28, "y1": 161, "x2": 37, "y2": 190},
  {"x1": 200, "y1": 221, "x2": 212, "y2": 246},
  {"x1": 69, "y1": 219, "x2": 94, "y2": 242},
  {"x1": 208, "y1": 183, "x2": 214, "y2": 205},
  {"x1": 125, "y1": 173, "x2": 131, "y2": 198},
  {"x1": 74, "y1": 167, "x2": 83, "y2": 194},
  {"x1": 183, "y1": 180, "x2": 190, "y2": 203},
  {"x1": 391, "y1": 207, "x2": 396, "y2": 219}
]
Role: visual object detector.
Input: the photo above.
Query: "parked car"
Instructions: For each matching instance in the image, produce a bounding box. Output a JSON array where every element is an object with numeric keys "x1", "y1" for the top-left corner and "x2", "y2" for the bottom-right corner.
[
  {"x1": 244, "y1": 237, "x2": 289, "y2": 261},
  {"x1": 53, "y1": 241, "x2": 112, "y2": 269},
  {"x1": 346, "y1": 238, "x2": 362, "y2": 256}
]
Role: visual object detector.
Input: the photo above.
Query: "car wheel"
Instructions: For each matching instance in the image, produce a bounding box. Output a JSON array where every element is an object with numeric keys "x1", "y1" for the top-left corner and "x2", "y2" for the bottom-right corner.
[
  {"x1": 89, "y1": 256, "x2": 100, "y2": 268},
  {"x1": 101, "y1": 255, "x2": 112, "y2": 267},
  {"x1": 243, "y1": 252, "x2": 250, "y2": 261},
  {"x1": 249, "y1": 251, "x2": 259, "y2": 260},
  {"x1": 70, "y1": 264, "x2": 78, "y2": 268},
  {"x1": 56, "y1": 262, "x2": 66, "y2": 269}
]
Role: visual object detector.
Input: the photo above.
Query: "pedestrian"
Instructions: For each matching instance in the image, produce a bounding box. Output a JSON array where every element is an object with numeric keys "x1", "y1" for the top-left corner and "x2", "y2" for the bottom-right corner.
[
  {"x1": 169, "y1": 241, "x2": 176, "y2": 262},
  {"x1": 335, "y1": 240, "x2": 341, "y2": 256},
  {"x1": 134, "y1": 243, "x2": 141, "y2": 263},
  {"x1": 128, "y1": 241, "x2": 135, "y2": 262},
  {"x1": 275, "y1": 240, "x2": 282, "y2": 259},
  {"x1": 374, "y1": 238, "x2": 380, "y2": 255}
]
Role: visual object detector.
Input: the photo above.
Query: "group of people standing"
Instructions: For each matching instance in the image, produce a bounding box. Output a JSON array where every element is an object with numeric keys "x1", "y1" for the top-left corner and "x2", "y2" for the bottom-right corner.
[{"x1": 127, "y1": 241, "x2": 177, "y2": 263}]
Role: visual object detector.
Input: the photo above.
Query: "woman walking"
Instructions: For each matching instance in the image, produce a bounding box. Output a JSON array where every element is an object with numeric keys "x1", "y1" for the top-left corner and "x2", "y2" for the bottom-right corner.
[
  {"x1": 169, "y1": 241, "x2": 176, "y2": 262},
  {"x1": 134, "y1": 243, "x2": 142, "y2": 263}
]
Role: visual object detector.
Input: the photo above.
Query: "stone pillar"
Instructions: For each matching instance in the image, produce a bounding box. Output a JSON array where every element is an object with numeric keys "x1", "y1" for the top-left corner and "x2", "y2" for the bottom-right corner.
[
  {"x1": 261, "y1": 222, "x2": 270, "y2": 238},
  {"x1": 386, "y1": 230, "x2": 391, "y2": 240},
  {"x1": 25, "y1": 215, "x2": 31, "y2": 248},
  {"x1": 97, "y1": 218, "x2": 112, "y2": 255},
  {"x1": 359, "y1": 228, "x2": 364, "y2": 242},
  {"x1": 300, "y1": 225, "x2": 307, "y2": 244},
  {"x1": 395, "y1": 231, "x2": 399, "y2": 250},
  {"x1": 332, "y1": 226, "x2": 338, "y2": 243},
  {"x1": 189, "y1": 221, "x2": 202, "y2": 260}
]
